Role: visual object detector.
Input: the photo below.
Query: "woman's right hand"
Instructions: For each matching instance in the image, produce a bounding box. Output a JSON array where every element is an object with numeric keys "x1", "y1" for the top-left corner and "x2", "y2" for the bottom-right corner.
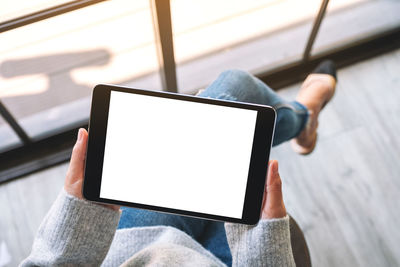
[
  {"x1": 65, "y1": 128, "x2": 120, "y2": 211},
  {"x1": 261, "y1": 160, "x2": 287, "y2": 219}
]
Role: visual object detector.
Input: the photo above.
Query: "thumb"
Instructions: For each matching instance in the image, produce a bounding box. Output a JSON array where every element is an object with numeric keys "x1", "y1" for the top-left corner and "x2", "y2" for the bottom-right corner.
[
  {"x1": 68, "y1": 128, "x2": 88, "y2": 177},
  {"x1": 262, "y1": 160, "x2": 286, "y2": 219},
  {"x1": 65, "y1": 128, "x2": 88, "y2": 198}
]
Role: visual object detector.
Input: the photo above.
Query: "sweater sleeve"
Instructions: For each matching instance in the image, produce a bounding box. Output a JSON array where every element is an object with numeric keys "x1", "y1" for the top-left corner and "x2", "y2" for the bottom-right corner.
[
  {"x1": 20, "y1": 189, "x2": 121, "y2": 267},
  {"x1": 225, "y1": 215, "x2": 295, "y2": 267}
]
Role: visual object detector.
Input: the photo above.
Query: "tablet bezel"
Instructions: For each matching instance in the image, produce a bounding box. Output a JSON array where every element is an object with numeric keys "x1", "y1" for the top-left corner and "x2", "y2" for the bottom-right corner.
[{"x1": 83, "y1": 84, "x2": 276, "y2": 225}]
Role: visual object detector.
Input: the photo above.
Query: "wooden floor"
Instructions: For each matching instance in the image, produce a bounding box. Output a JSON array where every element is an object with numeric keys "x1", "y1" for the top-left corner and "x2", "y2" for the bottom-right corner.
[
  {"x1": 1, "y1": 49, "x2": 400, "y2": 266},
  {"x1": 272, "y1": 49, "x2": 400, "y2": 266}
]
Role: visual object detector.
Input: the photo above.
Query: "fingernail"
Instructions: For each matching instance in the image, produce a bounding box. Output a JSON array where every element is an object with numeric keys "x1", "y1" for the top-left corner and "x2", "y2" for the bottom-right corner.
[
  {"x1": 271, "y1": 160, "x2": 278, "y2": 174},
  {"x1": 77, "y1": 129, "x2": 83, "y2": 141}
]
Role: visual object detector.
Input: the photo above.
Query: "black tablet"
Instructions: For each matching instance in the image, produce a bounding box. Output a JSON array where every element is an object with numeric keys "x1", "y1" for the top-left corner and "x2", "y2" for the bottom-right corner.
[{"x1": 83, "y1": 84, "x2": 276, "y2": 225}]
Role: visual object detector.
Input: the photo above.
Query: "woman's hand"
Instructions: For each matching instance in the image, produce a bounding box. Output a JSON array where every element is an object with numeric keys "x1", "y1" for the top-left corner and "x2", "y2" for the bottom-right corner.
[
  {"x1": 64, "y1": 128, "x2": 120, "y2": 211},
  {"x1": 261, "y1": 160, "x2": 287, "y2": 219}
]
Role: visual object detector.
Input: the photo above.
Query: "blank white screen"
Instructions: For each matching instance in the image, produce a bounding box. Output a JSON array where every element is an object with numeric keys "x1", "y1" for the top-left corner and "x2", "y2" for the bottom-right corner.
[{"x1": 99, "y1": 91, "x2": 257, "y2": 219}]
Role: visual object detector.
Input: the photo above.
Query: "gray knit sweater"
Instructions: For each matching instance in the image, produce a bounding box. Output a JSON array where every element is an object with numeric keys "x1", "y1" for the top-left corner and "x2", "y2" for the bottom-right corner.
[{"x1": 20, "y1": 190, "x2": 295, "y2": 266}]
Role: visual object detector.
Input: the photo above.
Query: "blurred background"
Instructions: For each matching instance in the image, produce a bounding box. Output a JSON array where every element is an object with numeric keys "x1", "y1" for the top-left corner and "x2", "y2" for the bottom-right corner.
[{"x1": 0, "y1": 0, "x2": 399, "y2": 266}]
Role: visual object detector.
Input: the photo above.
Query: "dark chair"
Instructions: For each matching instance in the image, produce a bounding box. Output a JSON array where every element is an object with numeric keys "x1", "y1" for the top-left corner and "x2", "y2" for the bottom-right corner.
[{"x1": 289, "y1": 216, "x2": 312, "y2": 267}]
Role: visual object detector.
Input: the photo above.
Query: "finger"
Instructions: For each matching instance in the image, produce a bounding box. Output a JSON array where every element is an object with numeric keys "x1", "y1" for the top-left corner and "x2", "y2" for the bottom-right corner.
[
  {"x1": 262, "y1": 160, "x2": 286, "y2": 219},
  {"x1": 67, "y1": 128, "x2": 88, "y2": 181},
  {"x1": 261, "y1": 160, "x2": 272, "y2": 214},
  {"x1": 266, "y1": 160, "x2": 283, "y2": 202}
]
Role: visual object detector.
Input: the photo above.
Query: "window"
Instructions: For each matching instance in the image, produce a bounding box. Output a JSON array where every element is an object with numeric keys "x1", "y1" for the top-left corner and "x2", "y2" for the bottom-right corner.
[
  {"x1": 0, "y1": 0, "x2": 160, "y2": 139},
  {"x1": 1, "y1": 0, "x2": 399, "y2": 182}
]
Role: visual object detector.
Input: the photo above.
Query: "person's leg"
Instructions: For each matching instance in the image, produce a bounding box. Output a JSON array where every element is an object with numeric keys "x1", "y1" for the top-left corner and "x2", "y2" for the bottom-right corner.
[
  {"x1": 291, "y1": 66, "x2": 336, "y2": 154},
  {"x1": 118, "y1": 208, "x2": 232, "y2": 265},
  {"x1": 118, "y1": 207, "x2": 208, "y2": 240},
  {"x1": 197, "y1": 69, "x2": 308, "y2": 146},
  {"x1": 198, "y1": 222, "x2": 232, "y2": 266}
]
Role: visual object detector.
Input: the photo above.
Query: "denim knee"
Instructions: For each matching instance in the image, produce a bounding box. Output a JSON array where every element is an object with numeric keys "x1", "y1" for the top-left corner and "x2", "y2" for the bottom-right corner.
[
  {"x1": 219, "y1": 69, "x2": 254, "y2": 85},
  {"x1": 204, "y1": 69, "x2": 277, "y2": 105},
  {"x1": 218, "y1": 69, "x2": 261, "y2": 99}
]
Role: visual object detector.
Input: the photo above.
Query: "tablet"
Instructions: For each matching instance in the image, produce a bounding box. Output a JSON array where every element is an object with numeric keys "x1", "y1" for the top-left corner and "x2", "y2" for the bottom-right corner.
[{"x1": 83, "y1": 84, "x2": 276, "y2": 225}]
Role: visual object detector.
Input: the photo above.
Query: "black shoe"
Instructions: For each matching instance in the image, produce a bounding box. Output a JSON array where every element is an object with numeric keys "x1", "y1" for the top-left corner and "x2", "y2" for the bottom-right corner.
[{"x1": 312, "y1": 60, "x2": 337, "y2": 81}]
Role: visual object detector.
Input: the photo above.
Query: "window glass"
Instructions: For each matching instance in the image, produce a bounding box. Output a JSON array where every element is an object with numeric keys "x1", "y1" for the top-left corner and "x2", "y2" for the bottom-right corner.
[
  {"x1": 0, "y1": 0, "x2": 160, "y2": 139},
  {"x1": 1, "y1": 0, "x2": 72, "y2": 22},
  {"x1": 170, "y1": 0, "x2": 321, "y2": 94},
  {"x1": 312, "y1": 0, "x2": 400, "y2": 56}
]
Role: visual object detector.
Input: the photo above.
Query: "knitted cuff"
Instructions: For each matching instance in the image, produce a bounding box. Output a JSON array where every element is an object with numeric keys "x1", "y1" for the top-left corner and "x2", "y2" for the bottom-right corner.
[
  {"x1": 35, "y1": 189, "x2": 121, "y2": 265},
  {"x1": 225, "y1": 215, "x2": 295, "y2": 267}
]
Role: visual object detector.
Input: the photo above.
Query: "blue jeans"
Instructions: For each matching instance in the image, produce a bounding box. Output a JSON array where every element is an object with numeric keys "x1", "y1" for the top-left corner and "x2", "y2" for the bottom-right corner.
[{"x1": 117, "y1": 70, "x2": 308, "y2": 266}]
